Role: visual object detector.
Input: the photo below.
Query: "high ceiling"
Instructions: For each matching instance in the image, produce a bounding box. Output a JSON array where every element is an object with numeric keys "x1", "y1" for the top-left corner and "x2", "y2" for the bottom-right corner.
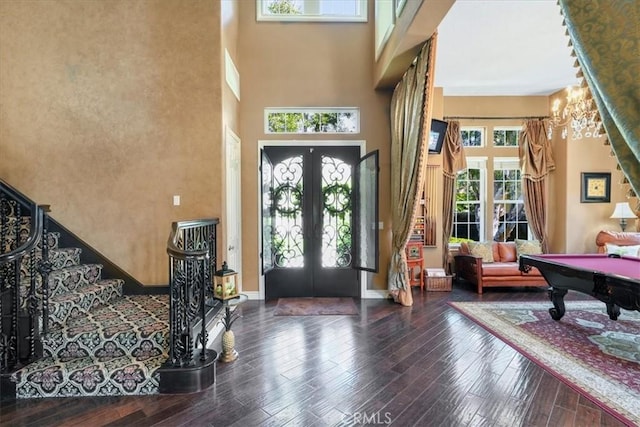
[{"x1": 433, "y1": 0, "x2": 580, "y2": 96}]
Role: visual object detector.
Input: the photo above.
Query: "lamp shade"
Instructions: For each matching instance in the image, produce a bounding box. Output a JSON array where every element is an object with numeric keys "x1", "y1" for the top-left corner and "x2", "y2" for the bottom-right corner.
[{"x1": 610, "y1": 202, "x2": 638, "y2": 219}]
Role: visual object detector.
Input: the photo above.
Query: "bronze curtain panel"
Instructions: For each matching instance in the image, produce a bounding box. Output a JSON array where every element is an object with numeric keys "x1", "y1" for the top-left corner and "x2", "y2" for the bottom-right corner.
[
  {"x1": 387, "y1": 35, "x2": 437, "y2": 306},
  {"x1": 519, "y1": 119, "x2": 555, "y2": 253},
  {"x1": 559, "y1": 0, "x2": 640, "y2": 198},
  {"x1": 441, "y1": 121, "x2": 466, "y2": 273}
]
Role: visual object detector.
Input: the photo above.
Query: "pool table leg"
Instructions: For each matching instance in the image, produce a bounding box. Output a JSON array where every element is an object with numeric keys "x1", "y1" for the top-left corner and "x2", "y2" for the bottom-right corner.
[
  {"x1": 606, "y1": 303, "x2": 621, "y2": 321},
  {"x1": 547, "y1": 287, "x2": 568, "y2": 321}
]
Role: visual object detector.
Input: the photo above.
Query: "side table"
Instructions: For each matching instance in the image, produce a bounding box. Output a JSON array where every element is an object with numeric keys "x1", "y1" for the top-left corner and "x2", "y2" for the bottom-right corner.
[{"x1": 217, "y1": 293, "x2": 248, "y2": 363}]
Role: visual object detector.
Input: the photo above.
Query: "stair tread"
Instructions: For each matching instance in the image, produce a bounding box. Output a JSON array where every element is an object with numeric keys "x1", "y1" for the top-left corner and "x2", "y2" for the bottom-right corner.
[
  {"x1": 49, "y1": 279, "x2": 124, "y2": 302},
  {"x1": 21, "y1": 247, "x2": 81, "y2": 272},
  {"x1": 48, "y1": 263, "x2": 105, "y2": 297},
  {"x1": 49, "y1": 279, "x2": 124, "y2": 327},
  {"x1": 49, "y1": 263, "x2": 104, "y2": 276},
  {"x1": 45, "y1": 295, "x2": 170, "y2": 356}
]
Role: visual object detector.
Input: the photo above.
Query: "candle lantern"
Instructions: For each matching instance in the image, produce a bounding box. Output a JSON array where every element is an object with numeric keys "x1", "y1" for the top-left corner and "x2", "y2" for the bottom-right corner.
[{"x1": 213, "y1": 261, "x2": 239, "y2": 300}]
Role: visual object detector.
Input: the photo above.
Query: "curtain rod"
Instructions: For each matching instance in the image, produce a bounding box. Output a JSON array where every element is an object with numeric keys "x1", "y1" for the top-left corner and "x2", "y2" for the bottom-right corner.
[{"x1": 443, "y1": 116, "x2": 549, "y2": 120}]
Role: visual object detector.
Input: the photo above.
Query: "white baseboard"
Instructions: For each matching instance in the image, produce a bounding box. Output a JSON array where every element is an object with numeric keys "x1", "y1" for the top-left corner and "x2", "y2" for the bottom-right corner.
[
  {"x1": 362, "y1": 289, "x2": 389, "y2": 299},
  {"x1": 241, "y1": 291, "x2": 261, "y2": 300}
]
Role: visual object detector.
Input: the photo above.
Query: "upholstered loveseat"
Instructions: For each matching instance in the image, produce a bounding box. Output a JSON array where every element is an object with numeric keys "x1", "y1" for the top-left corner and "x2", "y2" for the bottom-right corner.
[
  {"x1": 454, "y1": 241, "x2": 548, "y2": 294},
  {"x1": 595, "y1": 230, "x2": 640, "y2": 255}
]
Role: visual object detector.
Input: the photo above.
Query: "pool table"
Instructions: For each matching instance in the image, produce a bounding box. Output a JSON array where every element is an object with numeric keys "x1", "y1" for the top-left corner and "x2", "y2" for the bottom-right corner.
[{"x1": 519, "y1": 253, "x2": 640, "y2": 321}]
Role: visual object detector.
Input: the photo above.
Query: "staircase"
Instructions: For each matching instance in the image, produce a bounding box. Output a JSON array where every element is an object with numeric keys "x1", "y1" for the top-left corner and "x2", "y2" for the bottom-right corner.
[
  {"x1": 3, "y1": 217, "x2": 169, "y2": 398},
  {"x1": 1, "y1": 182, "x2": 221, "y2": 400}
]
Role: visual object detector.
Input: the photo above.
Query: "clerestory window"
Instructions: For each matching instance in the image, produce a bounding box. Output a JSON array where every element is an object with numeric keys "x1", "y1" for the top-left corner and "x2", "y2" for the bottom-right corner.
[
  {"x1": 265, "y1": 108, "x2": 360, "y2": 134},
  {"x1": 257, "y1": 0, "x2": 367, "y2": 22},
  {"x1": 461, "y1": 127, "x2": 484, "y2": 147}
]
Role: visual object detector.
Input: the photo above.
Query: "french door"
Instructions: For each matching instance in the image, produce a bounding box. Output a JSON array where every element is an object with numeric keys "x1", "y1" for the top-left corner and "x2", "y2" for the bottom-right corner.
[{"x1": 261, "y1": 145, "x2": 378, "y2": 299}]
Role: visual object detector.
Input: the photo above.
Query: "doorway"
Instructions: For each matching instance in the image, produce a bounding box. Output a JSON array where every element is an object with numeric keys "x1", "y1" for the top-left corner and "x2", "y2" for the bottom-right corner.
[
  {"x1": 225, "y1": 127, "x2": 242, "y2": 280},
  {"x1": 261, "y1": 144, "x2": 378, "y2": 299}
]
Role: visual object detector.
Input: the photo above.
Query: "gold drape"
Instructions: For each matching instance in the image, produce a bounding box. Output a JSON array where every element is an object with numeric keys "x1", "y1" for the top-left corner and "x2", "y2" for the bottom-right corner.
[
  {"x1": 388, "y1": 35, "x2": 437, "y2": 306},
  {"x1": 441, "y1": 121, "x2": 466, "y2": 273},
  {"x1": 519, "y1": 119, "x2": 555, "y2": 253},
  {"x1": 559, "y1": 0, "x2": 640, "y2": 198}
]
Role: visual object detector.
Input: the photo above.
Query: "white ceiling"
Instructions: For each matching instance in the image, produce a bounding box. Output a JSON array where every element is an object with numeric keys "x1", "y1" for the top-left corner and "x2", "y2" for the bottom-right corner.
[{"x1": 434, "y1": 0, "x2": 580, "y2": 96}]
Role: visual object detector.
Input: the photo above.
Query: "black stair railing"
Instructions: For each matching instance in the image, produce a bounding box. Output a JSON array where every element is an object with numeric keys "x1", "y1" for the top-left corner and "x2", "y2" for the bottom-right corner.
[
  {"x1": 160, "y1": 218, "x2": 219, "y2": 393},
  {"x1": 0, "y1": 182, "x2": 50, "y2": 375}
]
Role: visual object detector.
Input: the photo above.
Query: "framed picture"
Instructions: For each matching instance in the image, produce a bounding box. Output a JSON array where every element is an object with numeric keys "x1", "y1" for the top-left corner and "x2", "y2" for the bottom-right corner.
[{"x1": 581, "y1": 172, "x2": 611, "y2": 203}]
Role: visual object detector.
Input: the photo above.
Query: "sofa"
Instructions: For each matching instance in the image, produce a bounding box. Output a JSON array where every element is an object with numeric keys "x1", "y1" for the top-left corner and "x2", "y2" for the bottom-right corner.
[
  {"x1": 454, "y1": 241, "x2": 547, "y2": 294},
  {"x1": 595, "y1": 230, "x2": 640, "y2": 255}
]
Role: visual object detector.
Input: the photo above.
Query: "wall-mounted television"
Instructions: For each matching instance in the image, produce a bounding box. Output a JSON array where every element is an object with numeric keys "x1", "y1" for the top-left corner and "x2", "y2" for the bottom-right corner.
[{"x1": 428, "y1": 119, "x2": 448, "y2": 154}]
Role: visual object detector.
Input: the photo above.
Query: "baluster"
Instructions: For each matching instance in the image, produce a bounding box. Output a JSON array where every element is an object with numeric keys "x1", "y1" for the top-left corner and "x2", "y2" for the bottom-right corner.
[
  {"x1": 199, "y1": 254, "x2": 208, "y2": 362},
  {"x1": 39, "y1": 206, "x2": 52, "y2": 337},
  {"x1": 0, "y1": 198, "x2": 6, "y2": 372},
  {"x1": 12, "y1": 256, "x2": 20, "y2": 369}
]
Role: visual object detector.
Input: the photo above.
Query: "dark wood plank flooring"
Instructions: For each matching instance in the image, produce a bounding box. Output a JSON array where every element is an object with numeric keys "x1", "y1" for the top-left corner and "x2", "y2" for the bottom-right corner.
[{"x1": 0, "y1": 283, "x2": 630, "y2": 427}]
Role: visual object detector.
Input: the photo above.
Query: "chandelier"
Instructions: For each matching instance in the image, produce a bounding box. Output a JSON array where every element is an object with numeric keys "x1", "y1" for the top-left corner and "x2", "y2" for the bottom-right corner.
[{"x1": 551, "y1": 86, "x2": 601, "y2": 140}]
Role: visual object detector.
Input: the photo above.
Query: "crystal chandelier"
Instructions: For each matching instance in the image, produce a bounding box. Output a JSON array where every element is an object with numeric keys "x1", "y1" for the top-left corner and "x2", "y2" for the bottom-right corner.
[{"x1": 551, "y1": 86, "x2": 601, "y2": 139}]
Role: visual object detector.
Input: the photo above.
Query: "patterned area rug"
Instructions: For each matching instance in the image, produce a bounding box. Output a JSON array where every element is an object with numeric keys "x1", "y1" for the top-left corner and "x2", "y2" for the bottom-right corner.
[
  {"x1": 450, "y1": 301, "x2": 640, "y2": 426},
  {"x1": 274, "y1": 297, "x2": 358, "y2": 316}
]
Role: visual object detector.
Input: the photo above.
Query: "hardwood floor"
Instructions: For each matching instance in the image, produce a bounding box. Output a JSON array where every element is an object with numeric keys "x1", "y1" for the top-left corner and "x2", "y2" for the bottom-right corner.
[{"x1": 0, "y1": 283, "x2": 630, "y2": 427}]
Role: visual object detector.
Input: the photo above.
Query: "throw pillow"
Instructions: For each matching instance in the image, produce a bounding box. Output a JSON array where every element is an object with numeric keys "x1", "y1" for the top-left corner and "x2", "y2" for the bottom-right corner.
[
  {"x1": 515, "y1": 239, "x2": 542, "y2": 260},
  {"x1": 468, "y1": 241, "x2": 494, "y2": 263},
  {"x1": 605, "y1": 243, "x2": 640, "y2": 257}
]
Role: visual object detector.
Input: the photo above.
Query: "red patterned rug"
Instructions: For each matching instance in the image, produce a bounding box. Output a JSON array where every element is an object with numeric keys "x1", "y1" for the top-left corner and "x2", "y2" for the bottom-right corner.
[
  {"x1": 450, "y1": 300, "x2": 640, "y2": 426},
  {"x1": 274, "y1": 297, "x2": 358, "y2": 316}
]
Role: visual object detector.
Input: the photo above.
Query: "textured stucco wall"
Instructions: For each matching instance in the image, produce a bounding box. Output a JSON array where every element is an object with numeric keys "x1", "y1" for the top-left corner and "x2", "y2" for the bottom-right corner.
[
  {"x1": 238, "y1": 0, "x2": 394, "y2": 294},
  {"x1": 0, "y1": 0, "x2": 223, "y2": 285}
]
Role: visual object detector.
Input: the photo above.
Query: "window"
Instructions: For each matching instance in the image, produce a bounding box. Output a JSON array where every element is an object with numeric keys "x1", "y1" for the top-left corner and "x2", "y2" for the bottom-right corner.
[
  {"x1": 450, "y1": 157, "x2": 530, "y2": 244},
  {"x1": 375, "y1": 0, "x2": 394, "y2": 60},
  {"x1": 461, "y1": 128, "x2": 484, "y2": 147},
  {"x1": 451, "y1": 158, "x2": 486, "y2": 242},
  {"x1": 493, "y1": 127, "x2": 521, "y2": 147},
  {"x1": 265, "y1": 108, "x2": 359, "y2": 134},
  {"x1": 493, "y1": 158, "x2": 529, "y2": 241},
  {"x1": 257, "y1": 0, "x2": 367, "y2": 22}
]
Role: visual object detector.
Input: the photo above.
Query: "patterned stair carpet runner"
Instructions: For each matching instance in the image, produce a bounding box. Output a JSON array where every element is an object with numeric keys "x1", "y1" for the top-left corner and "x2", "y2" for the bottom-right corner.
[{"x1": 7, "y1": 225, "x2": 170, "y2": 398}]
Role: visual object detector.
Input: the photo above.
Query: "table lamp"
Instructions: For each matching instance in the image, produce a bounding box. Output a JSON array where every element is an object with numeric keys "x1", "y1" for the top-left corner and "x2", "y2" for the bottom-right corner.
[{"x1": 610, "y1": 202, "x2": 637, "y2": 232}]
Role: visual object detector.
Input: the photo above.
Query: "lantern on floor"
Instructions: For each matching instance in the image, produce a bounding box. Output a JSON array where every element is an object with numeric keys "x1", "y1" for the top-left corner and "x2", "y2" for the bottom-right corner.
[{"x1": 213, "y1": 261, "x2": 239, "y2": 300}]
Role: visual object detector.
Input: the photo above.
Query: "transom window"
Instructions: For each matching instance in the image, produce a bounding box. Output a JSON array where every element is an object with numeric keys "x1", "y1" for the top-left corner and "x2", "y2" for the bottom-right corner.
[
  {"x1": 493, "y1": 127, "x2": 521, "y2": 147},
  {"x1": 461, "y1": 128, "x2": 484, "y2": 147},
  {"x1": 265, "y1": 108, "x2": 359, "y2": 134},
  {"x1": 257, "y1": 0, "x2": 367, "y2": 22}
]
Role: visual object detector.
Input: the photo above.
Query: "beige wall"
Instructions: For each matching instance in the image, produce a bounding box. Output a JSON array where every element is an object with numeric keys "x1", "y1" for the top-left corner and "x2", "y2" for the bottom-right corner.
[
  {"x1": 547, "y1": 89, "x2": 632, "y2": 253},
  {"x1": 237, "y1": 1, "x2": 393, "y2": 293},
  {"x1": 0, "y1": 0, "x2": 224, "y2": 285},
  {"x1": 2, "y1": 1, "x2": 630, "y2": 292},
  {"x1": 220, "y1": 0, "x2": 241, "y2": 265}
]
